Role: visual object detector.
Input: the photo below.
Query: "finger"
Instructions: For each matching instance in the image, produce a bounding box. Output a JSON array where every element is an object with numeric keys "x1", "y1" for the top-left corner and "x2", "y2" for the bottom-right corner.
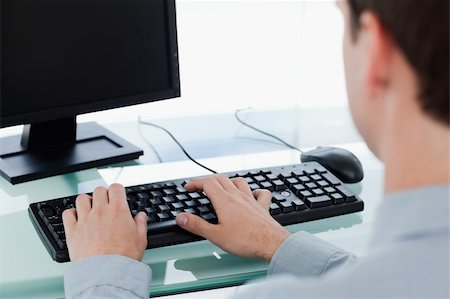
[
  {"x1": 185, "y1": 177, "x2": 228, "y2": 201},
  {"x1": 62, "y1": 208, "x2": 77, "y2": 232},
  {"x1": 215, "y1": 175, "x2": 240, "y2": 193},
  {"x1": 176, "y1": 213, "x2": 217, "y2": 241},
  {"x1": 231, "y1": 177, "x2": 253, "y2": 197},
  {"x1": 134, "y1": 212, "x2": 148, "y2": 248},
  {"x1": 253, "y1": 189, "x2": 272, "y2": 210},
  {"x1": 75, "y1": 194, "x2": 92, "y2": 219},
  {"x1": 107, "y1": 183, "x2": 128, "y2": 210},
  {"x1": 92, "y1": 186, "x2": 108, "y2": 210}
]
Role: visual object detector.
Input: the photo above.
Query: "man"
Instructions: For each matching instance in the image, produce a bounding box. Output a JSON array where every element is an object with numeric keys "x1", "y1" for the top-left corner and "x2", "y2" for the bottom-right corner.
[{"x1": 63, "y1": 0, "x2": 449, "y2": 298}]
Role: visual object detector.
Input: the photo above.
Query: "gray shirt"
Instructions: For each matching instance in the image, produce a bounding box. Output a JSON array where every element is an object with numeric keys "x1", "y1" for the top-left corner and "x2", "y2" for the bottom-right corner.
[{"x1": 64, "y1": 185, "x2": 450, "y2": 299}]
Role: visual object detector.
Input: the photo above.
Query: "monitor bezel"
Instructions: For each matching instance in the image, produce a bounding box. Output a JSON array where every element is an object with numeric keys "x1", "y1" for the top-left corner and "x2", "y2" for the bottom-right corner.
[{"x1": 0, "y1": 0, "x2": 180, "y2": 128}]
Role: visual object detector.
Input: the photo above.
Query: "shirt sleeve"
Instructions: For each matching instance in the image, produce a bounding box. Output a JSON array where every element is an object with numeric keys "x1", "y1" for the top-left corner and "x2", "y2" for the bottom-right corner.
[
  {"x1": 268, "y1": 231, "x2": 357, "y2": 278},
  {"x1": 64, "y1": 255, "x2": 151, "y2": 299}
]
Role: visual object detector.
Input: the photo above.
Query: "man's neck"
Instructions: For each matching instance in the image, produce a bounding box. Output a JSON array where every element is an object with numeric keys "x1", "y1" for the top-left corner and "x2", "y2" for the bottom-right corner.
[{"x1": 383, "y1": 116, "x2": 450, "y2": 194}]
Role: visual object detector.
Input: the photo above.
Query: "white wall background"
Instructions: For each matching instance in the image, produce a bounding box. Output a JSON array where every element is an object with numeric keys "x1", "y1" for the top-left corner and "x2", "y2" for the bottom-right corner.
[{"x1": 75, "y1": 0, "x2": 348, "y2": 122}]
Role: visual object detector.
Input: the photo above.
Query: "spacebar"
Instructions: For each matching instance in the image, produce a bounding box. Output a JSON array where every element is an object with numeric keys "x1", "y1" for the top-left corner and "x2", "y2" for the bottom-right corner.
[{"x1": 148, "y1": 220, "x2": 181, "y2": 234}]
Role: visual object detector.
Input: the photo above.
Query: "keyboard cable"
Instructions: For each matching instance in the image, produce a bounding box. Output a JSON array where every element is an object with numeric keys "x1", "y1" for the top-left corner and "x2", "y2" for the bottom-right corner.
[{"x1": 138, "y1": 116, "x2": 217, "y2": 174}]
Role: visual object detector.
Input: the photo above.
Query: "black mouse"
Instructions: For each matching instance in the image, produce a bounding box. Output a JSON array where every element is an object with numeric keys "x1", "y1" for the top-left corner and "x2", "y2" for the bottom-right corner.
[{"x1": 301, "y1": 147, "x2": 364, "y2": 184}]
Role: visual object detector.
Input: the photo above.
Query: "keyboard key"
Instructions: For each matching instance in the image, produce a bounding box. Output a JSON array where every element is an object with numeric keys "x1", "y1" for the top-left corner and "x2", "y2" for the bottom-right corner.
[
  {"x1": 198, "y1": 198, "x2": 211, "y2": 206},
  {"x1": 310, "y1": 174, "x2": 322, "y2": 181},
  {"x1": 148, "y1": 220, "x2": 178, "y2": 234},
  {"x1": 292, "y1": 199, "x2": 307, "y2": 211},
  {"x1": 62, "y1": 198, "x2": 74, "y2": 208},
  {"x1": 184, "y1": 200, "x2": 197, "y2": 208},
  {"x1": 170, "y1": 202, "x2": 184, "y2": 210},
  {"x1": 323, "y1": 173, "x2": 341, "y2": 185},
  {"x1": 249, "y1": 183, "x2": 260, "y2": 190},
  {"x1": 336, "y1": 185, "x2": 357, "y2": 202},
  {"x1": 299, "y1": 190, "x2": 312, "y2": 199},
  {"x1": 298, "y1": 176, "x2": 310, "y2": 183},
  {"x1": 269, "y1": 203, "x2": 281, "y2": 215},
  {"x1": 156, "y1": 213, "x2": 171, "y2": 221},
  {"x1": 292, "y1": 170, "x2": 304, "y2": 177},
  {"x1": 245, "y1": 177, "x2": 254, "y2": 183},
  {"x1": 184, "y1": 208, "x2": 196, "y2": 214},
  {"x1": 312, "y1": 188, "x2": 325, "y2": 196},
  {"x1": 266, "y1": 173, "x2": 277, "y2": 180},
  {"x1": 303, "y1": 167, "x2": 316, "y2": 175},
  {"x1": 150, "y1": 198, "x2": 162, "y2": 206},
  {"x1": 254, "y1": 175, "x2": 266, "y2": 182},
  {"x1": 272, "y1": 193, "x2": 286, "y2": 202},
  {"x1": 136, "y1": 193, "x2": 149, "y2": 201},
  {"x1": 202, "y1": 213, "x2": 217, "y2": 221},
  {"x1": 170, "y1": 210, "x2": 181, "y2": 218},
  {"x1": 157, "y1": 204, "x2": 170, "y2": 212},
  {"x1": 331, "y1": 193, "x2": 344, "y2": 204},
  {"x1": 279, "y1": 201, "x2": 294, "y2": 213},
  {"x1": 163, "y1": 189, "x2": 176, "y2": 195},
  {"x1": 306, "y1": 182, "x2": 318, "y2": 189},
  {"x1": 150, "y1": 191, "x2": 163, "y2": 198},
  {"x1": 189, "y1": 192, "x2": 201, "y2": 199},
  {"x1": 292, "y1": 184, "x2": 306, "y2": 195},
  {"x1": 317, "y1": 180, "x2": 329, "y2": 187},
  {"x1": 304, "y1": 195, "x2": 333, "y2": 209},
  {"x1": 176, "y1": 187, "x2": 187, "y2": 193},
  {"x1": 163, "y1": 196, "x2": 176, "y2": 204},
  {"x1": 141, "y1": 207, "x2": 153, "y2": 216},
  {"x1": 39, "y1": 206, "x2": 57, "y2": 218},
  {"x1": 324, "y1": 186, "x2": 336, "y2": 193},
  {"x1": 176, "y1": 194, "x2": 188, "y2": 201},
  {"x1": 260, "y1": 181, "x2": 273, "y2": 191},
  {"x1": 57, "y1": 239, "x2": 66, "y2": 250},
  {"x1": 286, "y1": 178, "x2": 299, "y2": 186},
  {"x1": 314, "y1": 165, "x2": 327, "y2": 173},
  {"x1": 197, "y1": 206, "x2": 210, "y2": 215},
  {"x1": 278, "y1": 172, "x2": 292, "y2": 180},
  {"x1": 272, "y1": 179, "x2": 285, "y2": 190}
]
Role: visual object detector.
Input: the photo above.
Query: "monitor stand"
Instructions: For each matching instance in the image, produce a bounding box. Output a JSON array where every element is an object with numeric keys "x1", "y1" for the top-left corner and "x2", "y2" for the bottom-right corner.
[{"x1": 0, "y1": 117, "x2": 143, "y2": 184}]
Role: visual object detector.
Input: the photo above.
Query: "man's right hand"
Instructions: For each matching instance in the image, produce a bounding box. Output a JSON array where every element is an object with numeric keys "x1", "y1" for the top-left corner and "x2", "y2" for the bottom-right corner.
[{"x1": 175, "y1": 175, "x2": 291, "y2": 262}]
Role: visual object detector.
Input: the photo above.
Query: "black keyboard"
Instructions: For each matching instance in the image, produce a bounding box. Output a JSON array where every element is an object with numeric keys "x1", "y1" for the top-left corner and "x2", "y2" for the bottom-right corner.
[{"x1": 28, "y1": 161, "x2": 364, "y2": 262}]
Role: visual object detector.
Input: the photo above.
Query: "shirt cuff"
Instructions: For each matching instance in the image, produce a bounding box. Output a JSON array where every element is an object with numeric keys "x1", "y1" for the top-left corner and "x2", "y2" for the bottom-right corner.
[
  {"x1": 64, "y1": 255, "x2": 151, "y2": 299},
  {"x1": 268, "y1": 231, "x2": 352, "y2": 278}
]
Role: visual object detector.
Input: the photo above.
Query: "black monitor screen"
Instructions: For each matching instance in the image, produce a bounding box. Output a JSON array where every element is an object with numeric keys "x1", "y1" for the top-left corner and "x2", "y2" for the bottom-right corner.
[{"x1": 0, "y1": 0, "x2": 179, "y2": 126}]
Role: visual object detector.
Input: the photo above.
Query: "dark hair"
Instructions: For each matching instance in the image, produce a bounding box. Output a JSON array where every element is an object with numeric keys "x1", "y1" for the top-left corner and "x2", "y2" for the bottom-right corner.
[{"x1": 348, "y1": 0, "x2": 449, "y2": 126}]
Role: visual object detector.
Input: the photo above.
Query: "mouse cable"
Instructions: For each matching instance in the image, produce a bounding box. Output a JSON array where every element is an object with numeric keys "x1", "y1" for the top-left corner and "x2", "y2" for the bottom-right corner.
[
  {"x1": 138, "y1": 117, "x2": 218, "y2": 174},
  {"x1": 234, "y1": 108, "x2": 304, "y2": 154}
]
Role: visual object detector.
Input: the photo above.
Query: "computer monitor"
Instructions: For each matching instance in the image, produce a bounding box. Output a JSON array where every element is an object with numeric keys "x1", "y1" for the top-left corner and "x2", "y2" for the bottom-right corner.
[{"x1": 0, "y1": 0, "x2": 180, "y2": 184}]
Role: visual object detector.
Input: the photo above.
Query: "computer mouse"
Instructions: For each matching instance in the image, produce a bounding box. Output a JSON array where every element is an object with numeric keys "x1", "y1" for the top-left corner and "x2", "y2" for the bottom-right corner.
[{"x1": 301, "y1": 147, "x2": 364, "y2": 184}]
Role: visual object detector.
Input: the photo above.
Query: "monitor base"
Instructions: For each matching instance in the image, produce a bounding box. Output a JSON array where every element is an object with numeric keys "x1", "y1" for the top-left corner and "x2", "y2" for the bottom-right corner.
[{"x1": 0, "y1": 122, "x2": 143, "y2": 184}]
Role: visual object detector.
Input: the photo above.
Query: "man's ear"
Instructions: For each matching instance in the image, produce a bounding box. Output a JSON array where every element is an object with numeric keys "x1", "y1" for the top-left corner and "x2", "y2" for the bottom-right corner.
[{"x1": 359, "y1": 11, "x2": 394, "y2": 96}]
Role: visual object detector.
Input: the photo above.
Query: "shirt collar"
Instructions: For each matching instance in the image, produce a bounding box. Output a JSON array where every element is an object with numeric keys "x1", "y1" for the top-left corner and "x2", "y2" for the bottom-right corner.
[{"x1": 369, "y1": 184, "x2": 450, "y2": 249}]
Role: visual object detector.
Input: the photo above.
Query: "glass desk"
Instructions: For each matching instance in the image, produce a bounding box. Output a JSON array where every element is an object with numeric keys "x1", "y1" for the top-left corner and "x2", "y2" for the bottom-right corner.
[{"x1": 0, "y1": 109, "x2": 385, "y2": 298}]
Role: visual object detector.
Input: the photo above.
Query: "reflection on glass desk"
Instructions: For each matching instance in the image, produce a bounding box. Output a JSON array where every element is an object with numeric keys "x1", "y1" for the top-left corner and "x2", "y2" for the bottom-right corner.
[
  {"x1": 148, "y1": 213, "x2": 363, "y2": 297},
  {"x1": 0, "y1": 111, "x2": 384, "y2": 299}
]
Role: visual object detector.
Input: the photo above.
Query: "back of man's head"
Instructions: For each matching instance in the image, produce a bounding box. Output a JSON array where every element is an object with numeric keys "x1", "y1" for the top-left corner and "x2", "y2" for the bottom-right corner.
[{"x1": 347, "y1": 0, "x2": 449, "y2": 127}]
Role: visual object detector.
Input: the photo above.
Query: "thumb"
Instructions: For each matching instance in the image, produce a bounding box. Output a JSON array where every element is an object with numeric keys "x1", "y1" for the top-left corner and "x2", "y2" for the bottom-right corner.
[
  {"x1": 176, "y1": 213, "x2": 216, "y2": 240},
  {"x1": 134, "y1": 212, "x2": 148, "y2": 242}
]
